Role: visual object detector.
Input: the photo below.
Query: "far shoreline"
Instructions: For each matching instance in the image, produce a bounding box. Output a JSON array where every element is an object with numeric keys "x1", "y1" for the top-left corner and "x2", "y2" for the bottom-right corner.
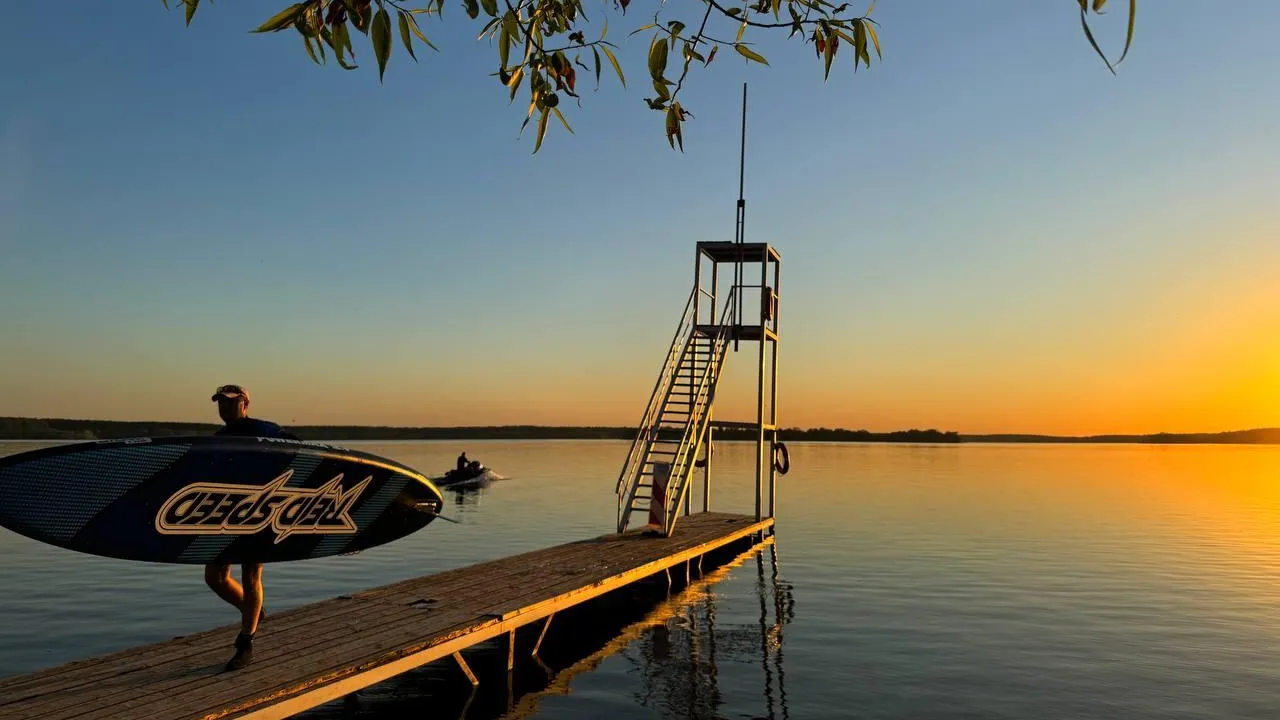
[{"x1": 2, "y1": 417, "x2": 1278, "y2": 445}]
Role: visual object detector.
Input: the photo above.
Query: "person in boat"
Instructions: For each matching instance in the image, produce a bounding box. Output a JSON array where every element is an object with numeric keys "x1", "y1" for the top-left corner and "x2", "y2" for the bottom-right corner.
[
  {"x1": 456, "y1": 451, "x2": 468, "y2": 473},
  {"x1": 207, "y1": 384, "x2": 300, "y2": 672}
]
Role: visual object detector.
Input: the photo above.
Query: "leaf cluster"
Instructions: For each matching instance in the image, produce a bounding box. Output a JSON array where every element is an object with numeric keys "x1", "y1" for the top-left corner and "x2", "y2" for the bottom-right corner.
[{"x1": 166, "y1": 0, "x2": 1137, "y2": 153}]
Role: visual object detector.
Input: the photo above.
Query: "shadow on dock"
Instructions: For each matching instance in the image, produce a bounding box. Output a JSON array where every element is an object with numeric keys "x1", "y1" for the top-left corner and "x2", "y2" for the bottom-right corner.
[{"x1": 306, "y1": 536, "x2": 794, "y2": 720}]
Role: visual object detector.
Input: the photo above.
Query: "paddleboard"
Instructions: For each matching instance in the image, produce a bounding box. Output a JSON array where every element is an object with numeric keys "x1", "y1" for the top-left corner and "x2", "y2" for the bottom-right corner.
[{"x1": 0, "y1": 435, "x2": 445, "y2": 565}]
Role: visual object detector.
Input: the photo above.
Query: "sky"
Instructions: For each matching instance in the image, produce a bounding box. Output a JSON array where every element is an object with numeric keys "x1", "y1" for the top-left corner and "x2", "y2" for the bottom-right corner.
[{"x1": 1, "y1": 1, "x2": 1278, "y2": 436}]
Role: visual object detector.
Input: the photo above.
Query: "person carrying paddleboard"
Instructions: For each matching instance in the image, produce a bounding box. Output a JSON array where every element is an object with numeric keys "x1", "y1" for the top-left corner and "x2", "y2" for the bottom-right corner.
[{"x1": 208, "y1": 383, "x2": 300, "y2": 672}]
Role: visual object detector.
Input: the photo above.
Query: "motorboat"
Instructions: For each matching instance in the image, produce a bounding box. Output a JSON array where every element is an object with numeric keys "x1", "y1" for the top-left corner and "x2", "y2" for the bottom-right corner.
[{"x1": 435, "y1": 459, "x2": 493, "y2": 489}]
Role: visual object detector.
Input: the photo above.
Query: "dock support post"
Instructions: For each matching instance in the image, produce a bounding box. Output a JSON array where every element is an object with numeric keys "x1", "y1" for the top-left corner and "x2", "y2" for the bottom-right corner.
[
  {"x1": 755, "y1": 247, "x2": 767, "y2": 522},
  {"x1": 703, "y1": 409, "x2": 713, "y2": 513},
  {"x1": 769, "y1": 254, "x2": 781, "y2": 519},
  {"x1": 453, "y1": 651, "x2": 479, "y2": 686},
  {"x1": 507, "y1": 629, "x2": 516, "y2": 672},
  {"x1": 532, "y1": 613, "x2": 554, "y2": 657}
]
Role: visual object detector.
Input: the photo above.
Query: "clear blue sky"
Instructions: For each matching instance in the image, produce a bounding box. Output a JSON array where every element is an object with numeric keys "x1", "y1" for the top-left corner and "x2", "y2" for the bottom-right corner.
[{"x1": 2, "y1": 1, "x2": 1278, "y2": 434}]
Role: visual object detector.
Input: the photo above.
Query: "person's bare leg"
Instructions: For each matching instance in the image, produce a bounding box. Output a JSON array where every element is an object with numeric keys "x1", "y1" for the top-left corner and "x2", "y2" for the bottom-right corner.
[
  {"x1": 240, "y1": 563, "x2": 264, "y2": 635},
  {"x1": 204, "y1": 563, "x2": 243, "y2": 609},
  {"x1": 224, "y1": 563, "x2": 264, "y2": 672}
]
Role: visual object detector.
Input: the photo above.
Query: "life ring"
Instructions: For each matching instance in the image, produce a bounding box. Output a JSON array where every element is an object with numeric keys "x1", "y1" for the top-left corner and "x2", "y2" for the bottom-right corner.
[{"x1": 772, "y1": 441, "x2": 789, "y2": 475}]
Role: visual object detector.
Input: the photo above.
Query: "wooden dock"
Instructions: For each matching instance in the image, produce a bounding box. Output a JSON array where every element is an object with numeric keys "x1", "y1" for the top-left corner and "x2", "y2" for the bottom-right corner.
[
  {"x1": 501, "y1": 535, "x2": 778, "y2": 720},
  {"x1": 0, "y1": 512, "x2": 773, "y2": 720}
]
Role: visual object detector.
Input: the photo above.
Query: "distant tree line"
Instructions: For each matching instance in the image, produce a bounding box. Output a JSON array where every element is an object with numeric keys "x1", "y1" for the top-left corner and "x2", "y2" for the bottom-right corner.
[
  {"x1": 0, "y1": 417, "x2": 960, "y2": 443},
  {"x1": 3, "y1": 417, "x2": 1276, "y2": 444},
  {"x1": 966, "y1": 429, "x2": 1280, "y2": 445}
]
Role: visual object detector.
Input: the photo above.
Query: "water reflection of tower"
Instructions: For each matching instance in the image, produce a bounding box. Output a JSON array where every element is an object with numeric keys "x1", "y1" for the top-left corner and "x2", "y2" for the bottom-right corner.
[
  {"x1": 760, "y1": 542, "x2": 792, "y2": 720},
  {"x1": 627, "y1": 540, "x2": 794, "y2": 720}
]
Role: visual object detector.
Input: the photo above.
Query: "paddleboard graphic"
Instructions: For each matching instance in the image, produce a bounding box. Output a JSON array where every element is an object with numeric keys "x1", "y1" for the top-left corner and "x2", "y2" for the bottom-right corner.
[{"x1": 0, "y1": 436, "x2": 445, "y2": 564}]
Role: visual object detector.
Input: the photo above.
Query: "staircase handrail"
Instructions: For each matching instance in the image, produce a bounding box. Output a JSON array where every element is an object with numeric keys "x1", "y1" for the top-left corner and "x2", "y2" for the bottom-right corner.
[
  {"x1": 659, "y1": 287, "x2": 738, "y2": 531},
  {"x1": 614, "y1": 286, "x2": 697, "y2": 503}
]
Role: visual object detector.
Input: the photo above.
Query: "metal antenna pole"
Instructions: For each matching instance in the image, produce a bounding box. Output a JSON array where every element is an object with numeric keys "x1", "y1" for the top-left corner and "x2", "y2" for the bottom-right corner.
[{"x1": 733, "y1": 83, "x2": 747, "y2": 353}]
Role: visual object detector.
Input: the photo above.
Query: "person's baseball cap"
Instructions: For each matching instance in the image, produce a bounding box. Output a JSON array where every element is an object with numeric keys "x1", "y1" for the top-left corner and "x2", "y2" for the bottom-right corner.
[{"x1": 211, "y1": 384, "x2": 249, "y2": 403}]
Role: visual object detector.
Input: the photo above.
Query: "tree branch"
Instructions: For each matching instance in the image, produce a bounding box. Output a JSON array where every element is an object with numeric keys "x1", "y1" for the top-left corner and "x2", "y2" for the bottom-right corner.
[
  {"x1": 705, "y1": 0, "x2": 869, "y2": 30},
  {"x1": 670, "y1": 0, "x2": 715, "y2": 102}
]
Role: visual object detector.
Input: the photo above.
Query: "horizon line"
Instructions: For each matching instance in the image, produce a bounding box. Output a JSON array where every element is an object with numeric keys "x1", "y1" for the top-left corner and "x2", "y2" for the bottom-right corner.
[{"x1": 4, "y1": 415, "x2": 1279, "y2": 441}]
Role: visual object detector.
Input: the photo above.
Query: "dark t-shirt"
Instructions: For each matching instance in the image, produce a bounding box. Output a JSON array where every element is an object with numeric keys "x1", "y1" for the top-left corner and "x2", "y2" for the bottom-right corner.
[{"x1": 215, "y1": 417, "x2": 300, "y2": 440}]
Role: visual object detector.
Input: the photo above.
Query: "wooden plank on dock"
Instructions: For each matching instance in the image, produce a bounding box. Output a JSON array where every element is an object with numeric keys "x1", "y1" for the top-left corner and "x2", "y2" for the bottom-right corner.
[{"x1": 0, "y1": 512, "x2": 772, "y2": 720}]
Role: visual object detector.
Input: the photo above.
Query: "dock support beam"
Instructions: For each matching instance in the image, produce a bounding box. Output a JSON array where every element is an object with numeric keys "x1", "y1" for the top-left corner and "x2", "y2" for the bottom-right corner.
[
  {"x1": 532, "y1": 613, "x2": 554, "y2": 657},
  {"x1": 453, "y1": 652, "x2": 479, "y2": 686}
]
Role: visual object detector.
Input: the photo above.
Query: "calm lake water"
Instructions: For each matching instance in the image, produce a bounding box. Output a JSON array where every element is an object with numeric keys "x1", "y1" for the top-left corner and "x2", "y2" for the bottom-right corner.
[{"x1": 3, "y1": 439, "x2": 1280, "y2": 719}]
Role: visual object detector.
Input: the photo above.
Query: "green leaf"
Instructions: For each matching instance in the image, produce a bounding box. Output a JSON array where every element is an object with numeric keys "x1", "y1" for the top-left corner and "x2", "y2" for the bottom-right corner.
[
  {"x1": 477, "y1": 17, "x2": 500, "y2": 40},
  {"x1": 507, "y1": 65, "x2": 524, "y2": 102},
  {"x1": 498, "y1": 16, "x2": 512, "y2": 67},
  {"x1": 553, "y1": 107, "x2": 575, "y2": 134},
  {"x1": 185, "y1": 0, "x2": 200, "y2": 26},
  {"x1": 333, "y1": 22, "x2": 358, "y2": 68},
  {"x1": 334, "y1": 21, "x2": 351, "y2": 57},
  {"x1": 252, "y1": 4, "x2": 304, "y2": 33},
  {"x1": 480, "y1": 0, "x2": 499, "y2": 17},
  {"x1": 601, "y1": 45, "x2": 626, "y2": 87},
  {"x1": 533, "y1": 107, "x2": 550, "y2": 153},
  {"x1": 1078, "y1": 3, "x2": 1116, "y2": 74},
  {"x1": 648, "y1": 36, "x2": 669, "y2": 82},
  {"x1": 682, "y1": 43, "x2": 705, "y2": 64},
  {"x1": 668, "y1": 21, "x2": 685, "y2": 40},
  {"x1": 396, "y1": 11, "x2": 418, "y2": 62},
  {"x1": 734, "y1": 44, "x2": 768, "y2": 65},
  {"x1": 864, "y1": 18, "x2": 881, "y2": 58},
  {"x1": 464, "y1": 0, "x2": 480, "y2": 20},
  {"x1": 736, "y1": 19, "x2": 747, "y2": 43},
  {"x1": 665, "y1": 104, "x2": 683, "y2": 151},
  {"x1": 822, "y1": 31, "x2": 835, "y2": 80},
  {"x1": 652, "y1": 78, "x2": 671, "y2": 101},
  {"x1": 405, "y1": 12, "x2": 439, "y2": 52},
  {"x1": 771, "y1": 0, "x2": 781, "y2": 19},
  {"x1": 853, "y1": 19, "x2": 867, "y2": 69},
  {"x1": 303, "y1": 34, "x2": 321, "y2": 65},
  {"x1": 592, "y1": 47, "x2": 602, "y2": 89},
  {"x1": 372, "y1": 7, "x2": 392, "y2": 83},
  {"x1": 725, "y1": 6, "x2": 742, "y2": 15},
  {"x1": 1091, "y1": 0, "x2": 1106, "y2": 10},
  {"x1": 1117, "y1": 0, "x2": 1136, "y2": 64}
]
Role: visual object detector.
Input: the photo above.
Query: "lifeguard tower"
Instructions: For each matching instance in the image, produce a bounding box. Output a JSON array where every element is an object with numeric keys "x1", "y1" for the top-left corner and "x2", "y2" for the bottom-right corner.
[{"x1": 614, "y1": 240, "x2": 783, "y2": 536}]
